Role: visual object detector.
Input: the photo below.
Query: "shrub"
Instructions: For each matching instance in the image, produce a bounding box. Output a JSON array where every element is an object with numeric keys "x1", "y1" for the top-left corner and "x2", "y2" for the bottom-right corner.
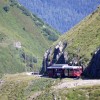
[
  {"x1": 10, "y1": 0, "x2": 17, "y2": 3},
  {"x1": 43, "y1": 33, "x2": 48, "y2": 36},
  {"x1": 32, "y1": 14, "x2": 44, "y2": 24},
  {"x1": 17, "y1": 5, "x2": 31, "y2": 16},
  {"x1": 3, "y1": 6, "x2": 10, "y2": 12},
  {"x1": 9, "y1": 0, "x2": 18, "y2": 6},
  {"x1": 32, "y1": 17, "x2": 37, "y2": 21},
  {"x1": 35, "y1": 21, "x2": 43, "y2": 27},
  {"x1": 32, "y1": 57, "x2": 37, "y2": 63},
  {"x1": 48, "y1": 34, "x2": 58, "y2": 41},
  {"x1": 23, "y1": 10, "x2": 31, "y2": 16},
  {"x1": 21, "y1": 52, "x2": 37, "y2": 63},
  {"x1": 0, "y1": 33, "x2": 6, "y2": 42},
  {"x1": 43, "y1": 28, "x2": 52, "y2": 35},
  {"x1": 43, "y1": 28, "x2": 58, "y2": 41},
  {"x1": 23, "y1": 27, "x2": 26, "y2": 31}
]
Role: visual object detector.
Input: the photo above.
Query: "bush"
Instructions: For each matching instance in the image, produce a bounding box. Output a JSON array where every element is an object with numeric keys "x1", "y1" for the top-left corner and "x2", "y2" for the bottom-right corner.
[
  {"x1": 0, "y1": 33, "x2": 6, "y2": 42},
  {"x1": 17, "y1": 5, "x2": 31, "y2": 16},
  {"x1": 43, "y1": 33, "x2": 48, "y2": 36},
  {"x1": 10, "y1": 0, "x2": 17, "y2": 2},
  {"x1": 43, "y1": 28, "x2": 58, "y2": 41},
  {"x1": 32, "y1": 57, "x2": 37, "y2": 63},
  {"x1": 9, "y1": 0, "x2": 18, "y2": 6},
  {"x1": 32, "y1": 14, "x2": 44, "y2": 24},
  {"x1": 3, "y1": 6, "x2": 10, "y2": 12},
  {"x1": 23, "y1": 27, "x2": 26, "y2": 31},
  {"x1": 35, "y1": 21, "x2": 43, "y2": 27},
  {"x1": 43, "y1": 28, "x2": 52, "y2": 35},
  {"x1": 23, "y1": 10, "x2": 31, "y2": 16},
  {"x1": 21, "y1": 52, "x2": 37, "y2": 63},
  {"x1": 48, "y1": 34, "x2": 58, "y2": 41},
  {"x1": 32, "y1": 17, "x2": 37, "y2": 21}
]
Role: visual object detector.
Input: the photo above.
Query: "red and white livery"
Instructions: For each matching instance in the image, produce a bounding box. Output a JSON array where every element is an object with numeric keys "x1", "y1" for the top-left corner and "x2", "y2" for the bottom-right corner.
[{"x1": 47, "y1": 64, "x2": 83, "y2": 78}]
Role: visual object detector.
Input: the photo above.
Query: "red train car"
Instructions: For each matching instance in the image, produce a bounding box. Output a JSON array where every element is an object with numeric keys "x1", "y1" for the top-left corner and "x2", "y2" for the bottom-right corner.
[{"x1": 47, "y1": 64, "x2": 83, "y2": 78}]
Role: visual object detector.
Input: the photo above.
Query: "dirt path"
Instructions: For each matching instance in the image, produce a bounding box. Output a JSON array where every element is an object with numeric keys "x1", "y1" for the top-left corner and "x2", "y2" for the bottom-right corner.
[
  {"x1": 52, "y1": 79, "x2": 100, "y2": 90},
  {"x1": 28, "y1": 91, "x2": 42, "y2": 100},
  {"x1": 27, "y1": 79, "x2": 100, "y2": 100}
]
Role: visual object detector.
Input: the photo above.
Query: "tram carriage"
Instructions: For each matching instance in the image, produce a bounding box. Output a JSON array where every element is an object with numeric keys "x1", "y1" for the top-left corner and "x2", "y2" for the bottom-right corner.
[{"x1": 47, "y1": 64, "x2": 83, "y2": 78}]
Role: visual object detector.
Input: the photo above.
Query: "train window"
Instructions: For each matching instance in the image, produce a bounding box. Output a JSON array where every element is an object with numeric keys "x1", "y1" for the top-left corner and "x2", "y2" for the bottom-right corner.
[
  {"x1": 69, "y1": 69, "x2": 73, "y2": 71},
  {"x1": 69, "y1": 69, "x2": 73, "y2": 76},
  {"x1": 74, "y1": 69, "x2": 79, "y2": 71}
]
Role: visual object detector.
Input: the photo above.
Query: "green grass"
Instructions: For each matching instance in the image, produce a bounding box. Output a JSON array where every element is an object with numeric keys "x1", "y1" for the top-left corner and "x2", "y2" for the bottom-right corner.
[
  {"x1": 0, "y1": 73, "x2": 100, "y2": 100},
  {"x1": 0, "y1": 73, "x2": 59, "y2": 100},
  {"x1": 25, "y1": 77, "x2": 60, "y2": 99},
  {"x1": 0, "y1": 73, "x2": 37, "y2": 100},
  {"x1": 56, "y1": 7, "x2": 100, "y2": 65},
  {"x1": 36, "y1": 85, "x2": 100, "y2": 100},
  {"x1": 27, "y1": 78, "x2": 55, "y2": 92},
  {"x1": 0, "y1": 0, "x2": 60, "y2": 75},
  {"x1": 60, "y1": 85, "x2": 100, "y2": 100}
]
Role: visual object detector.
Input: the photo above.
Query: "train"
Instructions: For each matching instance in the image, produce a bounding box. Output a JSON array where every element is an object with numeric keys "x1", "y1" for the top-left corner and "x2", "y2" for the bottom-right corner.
[{"x1": 47, "y1": 64, "x2": 83, "y2": 78}]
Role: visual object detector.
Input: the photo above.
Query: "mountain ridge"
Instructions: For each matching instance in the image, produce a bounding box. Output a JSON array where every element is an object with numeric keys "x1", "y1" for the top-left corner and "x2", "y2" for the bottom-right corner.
[
  {"x1": 17, "y1": 0, "x2": 100, "y2": 33},
  {"x1": 57, "y1": 6, "x2": 100, "y2": 65}
]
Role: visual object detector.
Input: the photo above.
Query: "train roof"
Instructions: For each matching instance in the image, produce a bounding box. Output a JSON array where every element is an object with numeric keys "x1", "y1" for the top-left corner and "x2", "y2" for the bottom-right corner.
[{"x1": 47, "y1": 64, "x2": 82, "y2": 69}]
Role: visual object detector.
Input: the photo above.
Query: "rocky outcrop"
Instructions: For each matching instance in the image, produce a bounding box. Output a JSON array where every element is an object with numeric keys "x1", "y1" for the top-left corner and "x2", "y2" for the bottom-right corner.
[
  {"x1": 40, "y1": 41, "x2": 68, "y2": 75},
  {"x1": 52, "y1": 41, "x2": 68, "y2": 64},
  {"x1": 83, "y1": 48, "x2": 100, "y2": 78},
  {"x1": 40, "y1": 47, "x2": 52, "y2": 74}
]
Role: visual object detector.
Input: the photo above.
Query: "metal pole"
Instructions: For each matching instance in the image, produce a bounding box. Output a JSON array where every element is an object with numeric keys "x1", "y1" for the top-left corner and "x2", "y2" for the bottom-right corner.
[
  {"x1": 25, "y1": 52, "x2": 27, "y2": 72},
  {"x1": 32, "y1": 56, "x2": 34, "y2": 73}
]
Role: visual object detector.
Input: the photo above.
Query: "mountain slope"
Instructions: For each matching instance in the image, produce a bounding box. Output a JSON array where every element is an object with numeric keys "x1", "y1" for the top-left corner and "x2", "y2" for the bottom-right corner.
[
  {"x1": 57, "y1": 6, "x2": 100, "y2": 65},
  {"x1": 0, "y1": 0, "x2": 60, "y2": 76},
  {"x1": 18, "y1": 0, "x2": 100, "y2": 33}
]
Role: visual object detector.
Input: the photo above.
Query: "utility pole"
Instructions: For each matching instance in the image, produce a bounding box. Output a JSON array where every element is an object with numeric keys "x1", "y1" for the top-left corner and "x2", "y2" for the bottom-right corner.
[
  {"x1": 32, "y1": 53, "x2": 34, "y2": 74},
  {"x1": 24, "y1": 52, "x2": 27, "y2": 72}
]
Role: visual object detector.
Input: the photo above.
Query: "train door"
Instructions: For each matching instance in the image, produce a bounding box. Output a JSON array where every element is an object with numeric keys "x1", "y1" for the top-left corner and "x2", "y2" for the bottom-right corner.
[
  {"x1": 64, "y1": 69, "x2": 69, "y2": 77},
  {"x1": 48, "y1": 69, "x2": 53, "y2": 77},
  {"x1": 69, "y1": 69, "x2": 74, "y2": 77}
]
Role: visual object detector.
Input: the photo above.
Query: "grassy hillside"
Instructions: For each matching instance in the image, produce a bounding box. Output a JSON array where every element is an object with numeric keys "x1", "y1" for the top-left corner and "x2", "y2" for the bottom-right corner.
[
  {"x1": 0, "y1": 0, "x2": 60, "y2": 76},
  {"x1": 57, "y1": 6, "x2": 100, "y2": 65}
]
